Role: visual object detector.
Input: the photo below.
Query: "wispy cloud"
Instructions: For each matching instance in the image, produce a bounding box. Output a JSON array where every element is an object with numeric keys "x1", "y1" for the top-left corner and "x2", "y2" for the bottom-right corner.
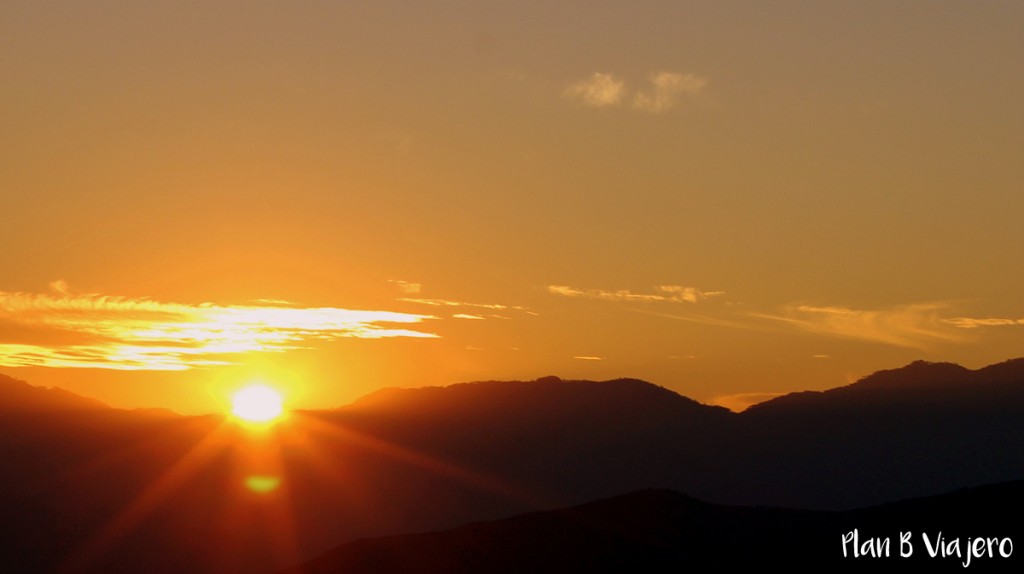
[
  {"x1": 399, "y1": 297, "x2": 529, "y2": 311},
  {"x1": 563, "y1": 73, "x2": 624, "y2": 107},
  {"x1": 753, "y1": 303, "x2": 967, "y2": 349},
  {"x1": 389, "y1": 280, "x2": 422, "y2": 295},
  {"x1": 565, "y1": 70, "x2": 706, "y2": 113},
  {"x1": 944, "y1": 316, "x2": 1024, "y2": 329},
  {"x1": 548, "y1": 284, "x2": 723, "y2": 304},
  {"x1": 573, "y1": 356, "x2": 604, "y2": 361},
  {"x1": 632, "y1": 72, "x2": 707, "y2": 113},
  {"x1": 0, "y1": 286, "x2": 438, "y2": 370},
  {"x1": 633, "y1": 308, "x2": 760, "y2": 330},
  {"x1": 49, "y1": 279, "x2": 71, "y2": 295}
]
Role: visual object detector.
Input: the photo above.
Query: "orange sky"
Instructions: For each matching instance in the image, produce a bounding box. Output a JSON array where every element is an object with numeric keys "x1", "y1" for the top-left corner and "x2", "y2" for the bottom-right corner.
[{"x1": 3, "y1": 1, "x2": 1024, "y2": 414}]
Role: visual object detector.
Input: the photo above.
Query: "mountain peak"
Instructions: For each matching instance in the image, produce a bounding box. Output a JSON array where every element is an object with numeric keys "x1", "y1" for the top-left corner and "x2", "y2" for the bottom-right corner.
[
  {"x1": 745, "y1": 358, "x2": 1024, "y2": 414},
  {"x1": 0, "y1": 373, "x2": 109, "y2": 412},
  {"x1": 343, "y1": 376, "x2": 722, "y2": 420},
  {"x1": 839, "y1": 360, "x2": 972, "y2": 394}
]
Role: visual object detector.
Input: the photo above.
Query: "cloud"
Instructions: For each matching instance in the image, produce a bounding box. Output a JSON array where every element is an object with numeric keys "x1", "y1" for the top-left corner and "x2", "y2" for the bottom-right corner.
[
  {"x1": 655, "y1": 285, "x2": 724, "y2": 303},
  {"x1": 547, "y1": 284, "x2": 723, "y2": 304},
  {"x1": 251, "y1": 298, "x2": 294, "y2": 306},
  {"x1": 631, "y1": 308, "x2": 754, "y2": 330},
  {"x1": 753, "y1": 303, "x2": 968, "y2": 349},
  {"x1": 632, "y1": 72, "x2": 707, "y2": 113},
  {"x1": 399, "y1": 297, "x2": 529, "y2": 311},
  {"x1": 565, "y1": 71, "x2": 707, "y2": 113},
  {"x1": 943, "y1": 317, "x2": 1024, "y2": 329},
  {"x1": 563, "y1": 73, "x2": 624, "y2": 107},
  {"x1": 452, "y1": 313, "x2": 486, "y2": 320},
  {"x1": 389, "y1": 280, "x2": 422, "y2": 295},
  {"x1": 573, "y1": 356, "x2": 604, "y2": 361},
  {"x1": 49, "y1": 279, "x2": 70, "y2": 295},
  {"x1": 0, "y1": 287, "x2": 437, "y2": 370}
]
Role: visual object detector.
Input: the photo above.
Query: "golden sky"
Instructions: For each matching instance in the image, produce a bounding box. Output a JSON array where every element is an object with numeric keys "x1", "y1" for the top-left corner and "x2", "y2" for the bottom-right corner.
[{"x1": 3, "y1": 1, "x2": 1024, "y2": 414}]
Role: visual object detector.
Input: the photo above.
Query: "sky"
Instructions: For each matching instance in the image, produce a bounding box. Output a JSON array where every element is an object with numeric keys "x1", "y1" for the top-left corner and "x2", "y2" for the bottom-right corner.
[{"x1": 3, "y1": 1, "x2": 1024, "y2": 414}]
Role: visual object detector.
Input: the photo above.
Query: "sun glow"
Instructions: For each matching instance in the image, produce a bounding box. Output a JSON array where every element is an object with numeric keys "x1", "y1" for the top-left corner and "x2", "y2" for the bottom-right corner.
[{"x1": 231, "y1": 385, "x2": 285, "y2": 423}]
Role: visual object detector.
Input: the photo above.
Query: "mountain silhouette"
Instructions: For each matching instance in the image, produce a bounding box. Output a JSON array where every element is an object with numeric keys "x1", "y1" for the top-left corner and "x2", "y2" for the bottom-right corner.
[
  {"x1": 737, "y1": 359, "x2": 1024, "y2": 508},
  {"x1": 280, "y1": 489, "x2": 826, "y2": 573},
  {"x1": 281, "y1": 481, "x2": 1024, "y2": 573},
  {"x1": 747, "y1": 359, "x2": 1024, "y2": 412},
  {"x1": 0, "y1": 373, "x2": 109, "y2": 412},
  {"x1": 1, "y1": 358, "x2": 1023, "y2": 572}
]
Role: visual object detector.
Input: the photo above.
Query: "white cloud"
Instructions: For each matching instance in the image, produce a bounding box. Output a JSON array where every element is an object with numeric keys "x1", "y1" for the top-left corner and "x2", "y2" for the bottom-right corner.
[
  {"x1": 573, "y1": 356, "x2": 604, "y2": 361},
  {"x1": 564, "y1": 73, "x2": 625, "y2": 107},
  {"x1": 0, "y1": 287, "x2": 437, "y2": 370},
  {"x1": 632, "y1": 72, "x2": 707, "y2": 113}
]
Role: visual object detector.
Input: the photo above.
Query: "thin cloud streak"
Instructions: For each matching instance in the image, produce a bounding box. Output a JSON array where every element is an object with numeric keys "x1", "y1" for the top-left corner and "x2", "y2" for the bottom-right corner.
[
  {"x1": 630, "y1": 307, "x2": 758, "y2": 330},
  {"x1": 944, "y1": 317, "x2": 1024, "y2": 329},
  {"x1": 398, "y1": 297, "x2": 529, "y2": 311},
  {"x1": 753, "y1": 303, "x2": 968, "y2": 349},
  {"x1": 551, "y1": 285, "x2": 985, "y2": 351},
  {"x1": 0, "y1": 288, "x2": 438, "y2": 370},
  {"x1": 389, "y1": 280, "x2": 422, "y2": 294},
  {"x1": 548, "y1": 284, "x2": 723, "y2": 304}
]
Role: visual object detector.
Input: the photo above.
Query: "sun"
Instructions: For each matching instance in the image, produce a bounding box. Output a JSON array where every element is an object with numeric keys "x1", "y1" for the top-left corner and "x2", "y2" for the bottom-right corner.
[{"x1": 231, "y1": 385, "x2": 285, "y2": 423}]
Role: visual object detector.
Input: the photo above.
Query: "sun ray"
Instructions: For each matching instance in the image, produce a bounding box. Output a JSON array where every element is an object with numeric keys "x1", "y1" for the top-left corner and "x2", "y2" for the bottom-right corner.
[
  {"x1": 208, "y1": 422, "x2": 304, "y2": 573},
  {"x1": 292, "y1": 412, "x2": 541, "y2": 506},
  {"x1": 55, "y1": 419, "x2": 235, "y2": 574}
]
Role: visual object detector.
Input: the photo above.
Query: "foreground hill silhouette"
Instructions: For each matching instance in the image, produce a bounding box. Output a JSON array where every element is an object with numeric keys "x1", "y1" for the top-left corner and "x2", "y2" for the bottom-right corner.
[
  {"x1": 1, "y1": 358, "x2": 1023, "y2": 572},
  {"x1": 281, "y1": 482, "x2": 1024, "y2": 573}
]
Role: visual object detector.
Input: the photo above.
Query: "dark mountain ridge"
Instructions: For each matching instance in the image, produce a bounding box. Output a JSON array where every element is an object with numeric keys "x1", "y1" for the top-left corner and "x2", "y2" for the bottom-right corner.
[
  {"x1": 283, "y1": 480, "x2": 1024, "y2": 573},
  {"x1": 2, "y1": 358, "x2": 1024, "y2": 572},
  {"x1": 748, "y1": 359, "x2": 1024, "y2": 413},
  {"x1": 0, "y1": 373, "x2": 110, "y2": 413}
]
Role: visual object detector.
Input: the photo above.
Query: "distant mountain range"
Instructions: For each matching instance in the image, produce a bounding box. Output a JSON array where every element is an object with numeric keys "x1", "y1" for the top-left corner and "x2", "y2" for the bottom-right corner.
[
  {"x1": 282, "y1": 481, "x2": 1024, "y2": 573},
  {"x1": 1, "y1": 358, "x2": 1023, "y2": 572}
]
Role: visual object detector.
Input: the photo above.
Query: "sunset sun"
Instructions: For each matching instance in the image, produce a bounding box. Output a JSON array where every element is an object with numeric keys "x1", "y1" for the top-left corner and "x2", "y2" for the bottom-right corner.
[
  {"x1": 231, "y1": 385, "x2": 284, "y2": 423},
  {"x1": 4, "y1": 1, "x2": 1024, "y2": 571}
]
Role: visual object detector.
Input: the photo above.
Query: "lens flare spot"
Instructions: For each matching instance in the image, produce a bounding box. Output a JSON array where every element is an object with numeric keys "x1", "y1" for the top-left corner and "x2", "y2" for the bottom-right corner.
[{"x1": 245, "y1": 475, "x2": 281, "y2": 494}]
